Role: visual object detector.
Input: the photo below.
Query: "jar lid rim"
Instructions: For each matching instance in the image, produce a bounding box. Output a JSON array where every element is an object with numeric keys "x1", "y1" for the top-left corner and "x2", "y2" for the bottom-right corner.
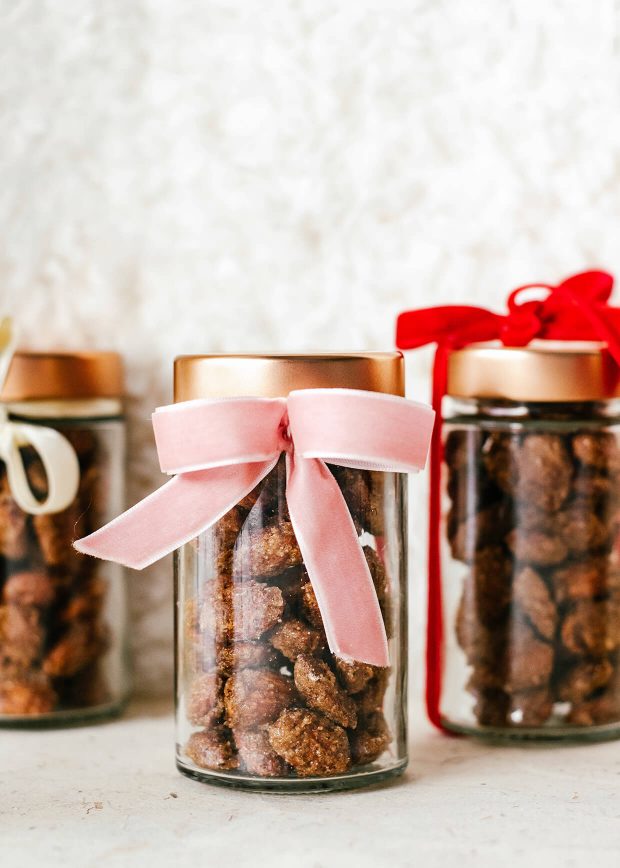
[
  {"x1": 1, "y1": 350, "x2": 124, "y2": 401},
  {"x1": 447, "y1": 340, "x2": 620, "y2": 401},
  {"x1": 174, "y1": 352, "x2": 405, "y2": 400}
]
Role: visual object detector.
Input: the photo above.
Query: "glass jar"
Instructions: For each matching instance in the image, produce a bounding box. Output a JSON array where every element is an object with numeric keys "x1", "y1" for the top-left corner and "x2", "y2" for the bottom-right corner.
[
  {"x1": 174, "y1": 353, "x2": 409, "y2": 791},
  {"x1": 0, "y1": 351, "x2": 129, "y2": 725},
  {"x1": 439, "y1": 341, "x2": 620, "y2": 739}
]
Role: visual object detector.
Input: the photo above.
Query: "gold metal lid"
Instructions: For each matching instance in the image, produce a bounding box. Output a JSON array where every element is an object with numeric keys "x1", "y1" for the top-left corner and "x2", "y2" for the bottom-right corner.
[
  {"x1": 1, "y1": 351, "x2": 124, "y2": 401},
  {"x1": 447, "y1": 341, "x2": 620, "y2": 402},
  {"x1": 174, "y1": 353, "x2": 405, "y2": 401}
]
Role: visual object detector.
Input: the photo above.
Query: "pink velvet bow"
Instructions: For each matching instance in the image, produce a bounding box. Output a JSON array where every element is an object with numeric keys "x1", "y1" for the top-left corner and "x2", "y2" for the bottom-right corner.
[{"x1": 75, "y1": 388, "x2": 434, "y2": 667}]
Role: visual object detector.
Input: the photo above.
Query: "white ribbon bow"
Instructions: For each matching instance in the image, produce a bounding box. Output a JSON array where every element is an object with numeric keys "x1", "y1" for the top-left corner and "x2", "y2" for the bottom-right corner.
[{"x1": 0, "y1": 318, "x2": 80, "y2": 515}]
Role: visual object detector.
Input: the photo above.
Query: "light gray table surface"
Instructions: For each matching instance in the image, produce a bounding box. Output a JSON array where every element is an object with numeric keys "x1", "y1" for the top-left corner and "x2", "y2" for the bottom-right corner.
[{"x1": 2, "y1": 698, "x2": 620, "y2": 868}]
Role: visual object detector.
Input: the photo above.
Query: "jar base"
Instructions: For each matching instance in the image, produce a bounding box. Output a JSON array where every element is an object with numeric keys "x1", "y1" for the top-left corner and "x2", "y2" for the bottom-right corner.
[
  {"x1": 0, "y1": 695, "x2": 129, "y2": 729},
  {"x1": 176, "y1": 756, "x2": 408, "y2": 793},
  {"x1": 441, "y1": 716, "x2": 620, "y2": 743}
]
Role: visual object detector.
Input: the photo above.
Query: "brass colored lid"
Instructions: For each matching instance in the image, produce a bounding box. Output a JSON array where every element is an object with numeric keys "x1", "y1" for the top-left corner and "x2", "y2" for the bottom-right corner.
[
  {"x1": 1, "y1": 351, "x2": 124, "y2": 401},
  {"x1": 174, "y1": 353, "x2": 405, "y2": 401},
  {"x1": 447, "y1": 341, "x2": 620, "y2": 402}
]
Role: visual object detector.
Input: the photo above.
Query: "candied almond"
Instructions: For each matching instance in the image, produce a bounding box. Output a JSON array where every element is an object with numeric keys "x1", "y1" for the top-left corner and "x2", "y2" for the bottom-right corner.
[
  {"x1": 61, "y1": 577, "x2": 107, "y2": 622},
  {"x1": 512, "y1": 435, "x2": 573, "y2": 512},
  {"x1": 329, "y1": 465, "x2": 371, "y2": 535},
  {"x1": 199, "y1": 577, "x2": 286, "y2": 647},
  {"x1": 224, "y1": 669, "x2": 296, "y2": 730},
  {"x1": 234, "y1": 728, "x2": 287, "y2": 777},
  {"x1": 559, "y1": 506, "x2": 610, "y2": 556},
  {"x1": 299, "y1": 577, "x2": 323, "y2": 628},
  {"x1": 506, "y1": 529, "x2": 568, "y2": 566},
  {"x1": 334, "y1": 658, "x2": 377, "y2": 695},
  {"x1": 3, "y1": 571, "x2": 55, "y2": 608},
  {"x1": 269, "y1": 618, "x2": 325, "y2": 661},
  {"x1": 560, "y1": 600, "x2": 620, "y2": 656},
  {"x1": 572, "y1": 432, "x2": 620, "y2": 472},
  {"x1": 268, "y1": 708, "x2": 350, "y2": 777},
  {"x1": 232, "y1": 581, "x2": 284, "y2": 641},
  {"x1": 455, "y1": 584, "x2": 506, "y2": 666},
  {"x1": 0, "y1": 676, "x2": 57, "y2": 715},
  {"x1": 364, "y1": 546, "x2": 389, "y2": 606},
  {"x1": 0, "y1": 605, "x2": 45, "y2": 666},
  {"x1": 556, "y1": 658, "x2": 614, "y2": 704},
  {"x1": 470, "y1": 546, "x2": 512, "y2": 624},
  {"x1": 294, "y1": 655, "x2": 357, "y2": 728},
  {"x1": 354, "y1": 671, "x2": 389, "y2": 717},
  {"x1": 43, "y1": 620, "x2": 106, "y2": 678},
  {"x1": 217, "y1": 641, "x2": 279, "y2": 676},
  {"x1": 567, "y1": 690, "x2": 620, "y2": 726},
  {"x1": 185, "y1": 727, "x2": 238, "y2": 770},
  {"x1": 33, "y1": 507, "x2": 87, "y2": 569},
  {"x1": 187, "y1": 673, "x2": 224, "y2": 727},
  {"x1": 504, "y1": 619, "x2": 553, "y2": 692},
  {"x1": 234, "y1": 521, "x2": 302, "y2": 579},
  {"x1": 552, "y1": 560, "x2": 610, "y2": 604},
  {"x1": 349, "y1": 712, "x2": 391, "y2": 765},
  {"x1": 512, "y1": 567, "x2": 556, "y2": 641},
  {"x1": 449, "y1": 503, "x2": 512, "y2": 564},
  {"x1": 473, "y1": 689, "x2": 510, "y2": 727},
  {"x1": 0, "y1": 492, "x2": 28, "y2": 560}
]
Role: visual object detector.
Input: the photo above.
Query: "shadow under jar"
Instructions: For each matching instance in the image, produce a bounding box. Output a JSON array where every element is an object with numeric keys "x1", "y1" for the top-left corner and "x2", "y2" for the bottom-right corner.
[
  {"x1": 0, "y1": 351, "x2": 129, "y2": 726},
  {"x1": 174, "y1": 353, "x2": 408, "y2": 792},
  {"x1": 440, "y1": 341, "x2": 620, "y2": 740}
]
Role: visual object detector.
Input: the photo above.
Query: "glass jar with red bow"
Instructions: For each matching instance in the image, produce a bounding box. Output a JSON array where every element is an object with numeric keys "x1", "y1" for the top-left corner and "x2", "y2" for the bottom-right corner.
[{"x1": 397, "y1": 271, "x2": 620, "y2": 740}]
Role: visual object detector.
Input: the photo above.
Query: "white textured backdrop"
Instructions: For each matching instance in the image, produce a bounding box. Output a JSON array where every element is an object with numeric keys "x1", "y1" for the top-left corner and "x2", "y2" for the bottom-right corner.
[{"x1": 1, "y1": 0, "x2": 620, "y2": 697}]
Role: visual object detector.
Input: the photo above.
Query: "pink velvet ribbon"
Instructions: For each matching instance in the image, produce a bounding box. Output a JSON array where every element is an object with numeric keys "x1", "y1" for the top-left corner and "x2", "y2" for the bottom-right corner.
[{"x1": 75, "y1": 388, "x2": 434, "y2": 667}]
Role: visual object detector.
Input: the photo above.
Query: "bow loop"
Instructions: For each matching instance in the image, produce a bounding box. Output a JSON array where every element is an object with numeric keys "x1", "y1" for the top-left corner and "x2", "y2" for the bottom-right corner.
[
  {"x1": 0, "y1": 413, "x2": 80, "y2": 515},
  {"x1": 288, "y1": 388, "x2": 434, "y2": 472},
  {"x1": 557, "y1": 269, "x2": 614, "y2": 304},
  {"x1": 153, "y1": 397, "x2": 287, "y2": 474},
  {"x1": 506, "y1": 285, "x2": 551, "y2": 312}
]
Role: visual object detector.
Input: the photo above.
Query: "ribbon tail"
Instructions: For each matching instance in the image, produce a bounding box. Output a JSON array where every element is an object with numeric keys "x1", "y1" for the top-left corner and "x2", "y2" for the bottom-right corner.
[
  {"x1": 285, "y1": 453, "x2": 389, "y2": 667},
  {"x1": 426, "y1": 344, "x2": 451, "y2": 732},
  {"x1": 396, "y1": 306, "x2": 504, "y2": 350},
  {"x1": 74, "y1": 459, "x2": 277, "y2": 569}
]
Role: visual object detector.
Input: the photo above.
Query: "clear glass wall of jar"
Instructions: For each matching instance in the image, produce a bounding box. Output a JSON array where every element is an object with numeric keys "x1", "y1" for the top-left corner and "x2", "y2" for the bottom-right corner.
[
  {"x1": 174, "y1": 353, "x2": 408, "y2": 791},
  {"x1": 439, "y1": 341, "x2": 620, "y2": 740},
  {"x1": 0, "y1": 352, "x2": 129, "y2": 725}
]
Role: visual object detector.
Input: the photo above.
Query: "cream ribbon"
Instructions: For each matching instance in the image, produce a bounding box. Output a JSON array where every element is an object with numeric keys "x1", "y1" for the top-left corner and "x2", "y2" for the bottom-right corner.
[{"x1": 0, "y1": 318, "x2": 80, "y2": 515}]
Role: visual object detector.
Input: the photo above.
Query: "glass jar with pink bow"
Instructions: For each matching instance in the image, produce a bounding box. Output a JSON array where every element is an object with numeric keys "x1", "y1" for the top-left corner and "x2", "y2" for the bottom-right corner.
[{"x1": 77, "y1": 352, "x2": 434, "y2": 791}]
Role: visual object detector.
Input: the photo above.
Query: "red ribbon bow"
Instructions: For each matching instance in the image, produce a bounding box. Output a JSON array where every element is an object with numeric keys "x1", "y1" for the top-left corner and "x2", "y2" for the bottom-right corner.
[{"x1": 396, "y1": 269, "x2": 620, "y2": 730}]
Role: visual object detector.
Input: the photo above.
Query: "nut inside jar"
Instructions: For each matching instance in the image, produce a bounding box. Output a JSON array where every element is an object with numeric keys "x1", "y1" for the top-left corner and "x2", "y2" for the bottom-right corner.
[
  {"x1": 178, "y1": 457, "x2": 394, "y2": 779},
  {"x1": 444, "y1": 422, "x2": 620, "y2": 732},
  {"x1": 0, "y1": 429, "x2": 115, "y2": 718}
]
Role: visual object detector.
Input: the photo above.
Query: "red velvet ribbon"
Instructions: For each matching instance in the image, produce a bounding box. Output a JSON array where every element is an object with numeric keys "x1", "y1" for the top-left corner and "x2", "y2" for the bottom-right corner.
[{"x1": 395, "y1": 270, "x2": 620, "y2": 730}]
